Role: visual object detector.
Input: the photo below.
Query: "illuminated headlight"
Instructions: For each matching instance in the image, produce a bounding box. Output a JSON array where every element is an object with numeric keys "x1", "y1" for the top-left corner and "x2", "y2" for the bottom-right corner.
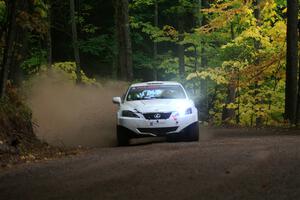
[
  {"x1": 122, "y1": 110, "x2": 140, "y2": 118},
  {"x1": 175, "y1": 107, "x2": 193, "y2": 116},
  {"x1": 185, "y1": 107, "x2": 192, "y2": 115}
]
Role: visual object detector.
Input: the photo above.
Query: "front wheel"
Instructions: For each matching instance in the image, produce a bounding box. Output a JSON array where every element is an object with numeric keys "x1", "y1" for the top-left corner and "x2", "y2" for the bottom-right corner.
[
  {"x1": 117, "y1": 126, "x2": 130, "y2": 146},
  {"x1": 186, "y1": 122, "x2": 199, "y2": 142}
]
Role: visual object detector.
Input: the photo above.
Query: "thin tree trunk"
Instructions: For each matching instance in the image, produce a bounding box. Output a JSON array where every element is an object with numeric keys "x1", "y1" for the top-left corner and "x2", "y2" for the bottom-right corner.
[
  {"x1": 47, "y1": 1, "x2": 53, "y2": 69},
  {"x1": 198, "y1": 0, "x2": 209, "y2": 121},
  {"x1": 153, "y1": 0, "x2": 158, "y2": 80},
  {"x1": 0, "y1": 0, "x2": 17, "y2": 97},
  {"x1": 296, "y1": 21, "x2": 300, "y2": 126},
  {"x1": 178, "y1": 19, "x2": 185, "y2": 80},
  {"x1": 236, "y1": 69, "x2": 240, "y2": 124},
  {"x1": 285, "y1": 0, "x2": 299, "y2": 124},
  {"x1": 114, "y1": 0, "x2": 121, "y2": 79},
  {"x1": 200, "y1": 47, "x2": 208, "y2": 120},
  {"x1": 70, "y1": 0, "x2": 81, "y2": 83},
  {"x1": 253, "y1": 0, "x2": 263, "y2": 127},
  {"x1": 112, "y1": 1, "x2": 118, "y2": 79},
  {"x1": 297, "y1": 57, "x2": 300, "y2": 126},
  {"x1": 178, "y1": 43, "x2": 185, "y2": 79}
]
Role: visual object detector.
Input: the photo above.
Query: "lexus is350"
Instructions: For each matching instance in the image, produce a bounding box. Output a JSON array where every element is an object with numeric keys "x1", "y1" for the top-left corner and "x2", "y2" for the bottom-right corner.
[{"x1": 112, "y1": 81, "x2": 199, "y2": 146}]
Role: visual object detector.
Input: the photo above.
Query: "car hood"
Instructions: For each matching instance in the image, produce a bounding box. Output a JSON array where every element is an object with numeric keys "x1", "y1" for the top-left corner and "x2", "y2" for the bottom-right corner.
[{"x1": 122, "y1": 99, "x2": 194, "y2": 113}]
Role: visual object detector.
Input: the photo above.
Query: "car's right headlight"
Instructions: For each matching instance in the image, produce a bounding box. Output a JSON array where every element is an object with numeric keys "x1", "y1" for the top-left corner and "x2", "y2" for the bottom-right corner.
[
  {"x1": 122, "y1": 110, "x2": 140, "y2": 118},
  {"x1": 185, "y1": 107, "x2": 192, "y2": 115}
]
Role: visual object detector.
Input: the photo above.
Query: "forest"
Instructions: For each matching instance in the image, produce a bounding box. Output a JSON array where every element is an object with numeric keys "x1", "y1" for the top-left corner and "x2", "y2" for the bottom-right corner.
[
  {"x1": 2, "y1": 0, "x2": 300, "y2": 198},
  {"x1": 0, "y1": 0, "x2": 299, "y2": 131}
]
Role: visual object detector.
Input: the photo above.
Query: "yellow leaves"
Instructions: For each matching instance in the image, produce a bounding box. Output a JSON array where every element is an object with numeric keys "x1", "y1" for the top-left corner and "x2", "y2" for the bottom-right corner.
[
  {"x1": 222, "y1": 61, "x2": 244, "y2": 71},
  {"x1": 282, "y1": 8, "x2": 287, "y2": 14},
  {"x1": 226, "y1": 103, "x2": 238, "y2": 109},
  {"x1": 187, "y1": 67, "x2": 228, "y2": 84},
  {"x1": 198, "y1": 0, "x2": 252, "y2": 33},
  {"x1": 51, "y1": 62, "x2": 98, "y2": 85},
  {"x1": 234, "y1": 26, "x2": 261, "y2": 42},
  {"x1": 267, "y1": 21, "x2": 286, "y2": 45}
]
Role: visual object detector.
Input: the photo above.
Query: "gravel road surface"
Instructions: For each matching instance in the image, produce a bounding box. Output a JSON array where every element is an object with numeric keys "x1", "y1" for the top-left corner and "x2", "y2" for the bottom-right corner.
[{"x1": 1, "y1": 128, "x2": 300, "y2": 200}]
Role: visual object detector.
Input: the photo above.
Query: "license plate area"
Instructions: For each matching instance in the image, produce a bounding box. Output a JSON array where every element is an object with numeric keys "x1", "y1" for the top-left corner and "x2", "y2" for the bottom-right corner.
[{"x1": 149, "y1": 120, "x2": 166, "y2": 127}]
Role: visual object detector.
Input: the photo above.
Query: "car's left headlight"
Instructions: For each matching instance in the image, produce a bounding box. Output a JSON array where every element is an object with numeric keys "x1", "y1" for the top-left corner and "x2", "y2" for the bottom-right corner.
[{"x1": 175, "y1": 107, "x2": 193, "y2": 116}]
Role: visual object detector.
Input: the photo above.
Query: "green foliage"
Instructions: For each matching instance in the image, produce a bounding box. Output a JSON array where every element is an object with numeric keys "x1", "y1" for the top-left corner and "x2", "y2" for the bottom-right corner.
[
  {"x1": 78, "y1": 35, "x2": 115, "y2": 59},
  {"x1": 130, "y1": 0, "x2": 155, "y2": 8},
  {"x1": 21, "y1": 49, "x2": 47, "y2": 75},
  {"x1": 164, "y1": 0, "x2": 197, "y2": 16}
]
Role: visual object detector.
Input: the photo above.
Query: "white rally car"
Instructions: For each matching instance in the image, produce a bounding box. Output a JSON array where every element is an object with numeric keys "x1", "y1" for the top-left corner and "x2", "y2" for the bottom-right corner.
[{"x1": 113, "y1": 81, "x2": 199, "y2": 146}]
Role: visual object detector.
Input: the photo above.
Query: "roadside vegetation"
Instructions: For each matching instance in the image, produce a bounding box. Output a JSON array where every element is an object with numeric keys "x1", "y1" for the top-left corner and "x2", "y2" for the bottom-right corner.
[{"x1": 0, "y1": 83, "x2": 82, "y2": 168}]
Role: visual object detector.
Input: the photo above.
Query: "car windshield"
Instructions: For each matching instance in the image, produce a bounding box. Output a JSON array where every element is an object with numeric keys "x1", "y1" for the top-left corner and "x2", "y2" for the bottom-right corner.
[{"x1": 126, "y1": 85, "x2": 186, "y2": 101}]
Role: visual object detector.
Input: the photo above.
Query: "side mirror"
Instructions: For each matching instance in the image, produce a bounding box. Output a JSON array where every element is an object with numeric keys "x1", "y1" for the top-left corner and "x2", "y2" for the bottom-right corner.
[{"x1": 112, "y1": 97, "x2": 122, "y2": 105}]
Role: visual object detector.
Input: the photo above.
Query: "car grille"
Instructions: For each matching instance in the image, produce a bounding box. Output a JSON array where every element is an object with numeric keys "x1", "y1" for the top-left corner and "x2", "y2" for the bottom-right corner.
[
  {"x1": 143, "y1": 112, "x2": 172, "y2": 120},
  {"x1": 138, "y1": 127, "x2": 178, "y2": 135}
]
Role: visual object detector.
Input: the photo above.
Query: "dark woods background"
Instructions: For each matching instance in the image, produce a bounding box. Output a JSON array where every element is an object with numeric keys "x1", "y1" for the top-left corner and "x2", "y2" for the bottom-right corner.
[{"x1": 0, "y1": 0, "x2": 300, "y2": 127}]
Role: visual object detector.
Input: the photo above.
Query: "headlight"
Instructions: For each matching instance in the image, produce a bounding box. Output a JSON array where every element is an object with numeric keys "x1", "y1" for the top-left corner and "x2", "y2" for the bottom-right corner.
[
  {"x1": 175, "y1": 107, "x2": 193, "y2": 117},
  {"x1": 122, "y1": 110, "x2": 140, "y2": 118},
  {"x1": 185, "y1": 107, "x2": 192, "y2": 115}
]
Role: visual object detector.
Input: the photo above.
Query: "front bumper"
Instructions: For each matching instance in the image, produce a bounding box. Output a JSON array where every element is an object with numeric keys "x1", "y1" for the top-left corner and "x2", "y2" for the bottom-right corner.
[{"x1": 117, "y1": 113, "x2": 198, "y2": 137}]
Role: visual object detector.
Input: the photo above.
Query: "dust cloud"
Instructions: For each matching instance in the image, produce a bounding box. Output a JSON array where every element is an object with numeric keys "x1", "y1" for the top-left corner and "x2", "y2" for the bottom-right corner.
[{"x1": 27, "y1": 72, "x2": 128, "y2": 147}]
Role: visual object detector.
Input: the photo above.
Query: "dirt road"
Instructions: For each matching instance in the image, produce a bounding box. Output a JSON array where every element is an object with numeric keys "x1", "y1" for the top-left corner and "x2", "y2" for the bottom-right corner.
[{"x1": 1, "y1": 128, "x2": 300, "y2": 200}]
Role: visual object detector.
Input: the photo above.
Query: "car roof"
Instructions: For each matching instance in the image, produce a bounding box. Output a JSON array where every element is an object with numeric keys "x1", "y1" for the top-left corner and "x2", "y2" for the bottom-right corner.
[{"x1": 130, "y1": 81, "x2": 182, "y2": 87}]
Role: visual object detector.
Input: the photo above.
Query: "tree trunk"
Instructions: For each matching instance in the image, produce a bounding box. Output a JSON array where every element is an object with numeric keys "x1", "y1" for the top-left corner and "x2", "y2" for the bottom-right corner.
[
  {"x1": 296, "y1": 21, "x2": 300, "y2": 126},
  {"x1": 114, "y1": 0, "x2": 133, "y2": 81},
  {"x1": 9, "y1": 0, "x2": 30, "y2": 85},
  {"x1": 9, "y1": 27, "x2": 27, "y2": 85},
  {"x1": 222, "y1": 81, "x2": 236, "y2": 123},
  {"x1": 200, "y1": 48, "x2": 208, "y2": 120},
  {"x1": 70, "y1": 0, "x2": 81, "y2": 83},
  {"x1": 222, "y1": 23, "x2": 236, "y2": 124},
  {"x1": 236, "y1": 69, "x2": 240, "y2": 124},
  {"x1": 178, "y1": 43, "x2": 185, "y2": 80},
  {"x1": 198, "y1": 0, "x2": 209, "y2": 121},
  {"x1": 285, "y1": 0, "x2": 299, "y2": 124},
  {"x1": 123, "y1": 0, "x2": 133, "y2": 81},
  {"x1": 153, "y1": 0, "x2": 158, "y2": 80},
  {"x1": 178, "y1": 19, "x2": 185, "y2": 80},
  {"x1": 253, "y1": 0, "x2": 263, "y2": 127},
  {"x1": 0, "y1": 0, "x2": 17, "y2": 97},
  {"x1": 115, "y1": 0, "x2": 125, "y2": 80},
  {"x1": 47, "y1": 0, "x2": 53, "y2": 69}
]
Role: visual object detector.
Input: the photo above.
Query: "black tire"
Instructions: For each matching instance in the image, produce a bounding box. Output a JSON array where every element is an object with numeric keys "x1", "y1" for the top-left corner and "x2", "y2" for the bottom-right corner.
[
  {"x1": 167, "y1": 122, "x2": 199, "y2": 142},
  {"x1": 186, "y1": 122, "x2": 199, "y2": 142},
  {"x1": 117, "y1": 126, "x2": 130, "y2": 146}
]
